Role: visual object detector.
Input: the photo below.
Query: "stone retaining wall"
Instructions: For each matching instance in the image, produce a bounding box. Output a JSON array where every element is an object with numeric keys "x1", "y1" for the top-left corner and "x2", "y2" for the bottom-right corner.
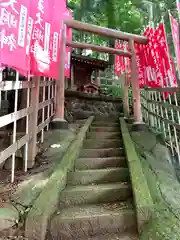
[{"x1": 131, "y1": 126, "x2": 180, "y2": 239}]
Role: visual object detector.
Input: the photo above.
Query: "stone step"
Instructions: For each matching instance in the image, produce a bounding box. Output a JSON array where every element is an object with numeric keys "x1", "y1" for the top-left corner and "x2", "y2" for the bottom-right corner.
[
  {"x1": 49, "y1": 202, "x2": 136, "y2": 239},
  {"x1": 79, "y1": 148, "x2": 124, "y2": 158},
  {"x1": 90, "y1": 126, "x2": 120, "y2": 132},
  {"x1": 75, "y1": 157, "x2": 127, "y2": 170},
  {"x1": 94, "y1": 117, "x2": 120, "y2": 122},
  {"x1": 92, "y1": 118, "x2": 120, "y2": 126},
  {"x1": 59, "y1": 183, "x2": 132, "y2": 208},
  {"x1": 92, "y1": 121, "x2": 119, "y2": 127},
  {"x1": 67, "y1": 168, "x2": 129, "y2": 185},
  {"x1": 83, "y1": 139, "x2": 123, "y2": 149},
  {"x1": 86, "y1": 131, "x2": 121, "y2": 139},
  {"x1": 80, "y1": 232, "x2": 138, "y2": 240}
]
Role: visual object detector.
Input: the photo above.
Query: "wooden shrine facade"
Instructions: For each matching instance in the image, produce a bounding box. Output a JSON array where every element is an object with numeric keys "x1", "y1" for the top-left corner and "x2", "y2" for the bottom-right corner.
[{"x1": 70, "y1": 54, "x2": 109, "y2": 90}]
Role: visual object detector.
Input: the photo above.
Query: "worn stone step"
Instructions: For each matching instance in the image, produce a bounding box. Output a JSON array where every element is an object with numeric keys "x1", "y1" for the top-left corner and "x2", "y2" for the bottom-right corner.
[
  {"x1": 49, "y1": 202, "x2": 136, "y2": 239},
  {"x1": 83, "y1": 139, "x2": 123, "y2": 149},
  {"x1": 94, "y1": 117, "x2": 120, "y2": 121},
  {"x1": 80, "y1": 232, "x2": 139, "y2": 240},
  {"x1": 59, "y1": 183, "x2": 132, "y2": 208},
  {"x1": 75, "y1": 157, "x2": 127, "y2": 170},
  {"x1": 92, "y1": 121, "x2": 119, "y2": 127},
  {"x1": 90, "y1": 126, "x2": 120, "y2": 132},
  {"x1": 86, "y1": 131, "x2": 121, "y2": 139},
  {"x1": 67, "y1": 168, "x2": 129, "y2": 185},
  {"x1": 79, "y1": 148, "x2": 124, "y2": 158}
]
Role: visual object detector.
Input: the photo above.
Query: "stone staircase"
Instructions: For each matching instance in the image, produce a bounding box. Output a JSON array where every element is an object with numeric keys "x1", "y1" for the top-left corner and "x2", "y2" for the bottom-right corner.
[{"x1": 48, "y1": 119, "x2": 138, "y2": 240}]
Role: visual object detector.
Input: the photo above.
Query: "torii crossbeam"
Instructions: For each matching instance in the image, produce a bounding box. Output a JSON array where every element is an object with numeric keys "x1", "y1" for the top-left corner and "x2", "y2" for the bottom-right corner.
[{"x1": 51, "y1": 19, "x2": 148, "y2": 130}]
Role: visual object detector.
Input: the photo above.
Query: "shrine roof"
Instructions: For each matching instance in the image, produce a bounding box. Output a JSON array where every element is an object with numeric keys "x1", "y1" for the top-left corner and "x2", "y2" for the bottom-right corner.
[{"x1": 71, "y1": 54, "x2": 109, "y2": 70}]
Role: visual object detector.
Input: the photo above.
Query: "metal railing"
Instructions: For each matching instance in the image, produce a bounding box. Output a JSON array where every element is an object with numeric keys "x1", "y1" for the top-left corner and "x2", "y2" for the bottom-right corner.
[
  {"x1": 140, "y1": 87, "x2": 180, "y2": 163},
  {"x1": 0, "y1": 69, "x2": 56, "y2": 182}
]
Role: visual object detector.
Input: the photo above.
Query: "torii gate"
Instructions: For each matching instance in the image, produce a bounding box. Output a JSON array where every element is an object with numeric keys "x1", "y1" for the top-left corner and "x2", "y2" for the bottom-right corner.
[{"x1": 51, "y1": 19, "x2": 148, "y2": 130}]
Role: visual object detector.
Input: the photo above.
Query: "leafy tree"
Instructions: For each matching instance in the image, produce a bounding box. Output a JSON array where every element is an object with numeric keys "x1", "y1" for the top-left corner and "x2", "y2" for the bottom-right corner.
[
  {"x1": 67, "y1": 0, "x2": 144, "y2": 63},
  {"x1": 67, "y1": 0, "x2": 179, "y2": 61}
]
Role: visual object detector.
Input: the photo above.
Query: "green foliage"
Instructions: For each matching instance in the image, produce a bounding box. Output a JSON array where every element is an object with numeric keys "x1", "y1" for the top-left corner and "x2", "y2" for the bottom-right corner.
[
  {"x1": 67, "y1": 0, "x2": 179, "y2": 74},
  {"x1": 100, "y1": 81, "x2": 123, "y2": 97},
  {"x1": 67, "y1": 0, "x2": 144, "y2": 61}
]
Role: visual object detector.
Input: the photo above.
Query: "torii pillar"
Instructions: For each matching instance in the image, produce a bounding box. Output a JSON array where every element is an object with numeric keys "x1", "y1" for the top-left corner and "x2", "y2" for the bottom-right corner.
[
  {"x1": 51, "y1": 25, "x2": 68, "y2": 129},
  {"x1": 129, "y1": 39, "x2": 146, "y2": 131}
]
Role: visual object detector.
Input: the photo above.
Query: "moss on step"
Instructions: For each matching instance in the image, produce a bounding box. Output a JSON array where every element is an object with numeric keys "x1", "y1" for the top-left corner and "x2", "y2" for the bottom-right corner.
[
  {"x1": 25, "y1": 116, "x2": 94, "y2": 240},
  {"x1": 120, "y1": 118, "x2": 153, "y2": 234},
  {"x1": 0, "y1": 204, "x2": 20, "y2": 231}
]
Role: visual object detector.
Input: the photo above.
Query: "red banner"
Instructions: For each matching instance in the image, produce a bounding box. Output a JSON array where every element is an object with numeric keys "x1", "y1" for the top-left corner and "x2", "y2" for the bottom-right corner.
[
  {"x1": 0, "y1": 0, "x2": 68, "y2": 80},
  {"x1": 135, "y1": 24, "x2": 177, "y2": 90},
  {"x1": 143, "y1": 27, "x2": 159, "y2": 88},
  {"x1": 115, "y1": 41, "x2": 125, "y2": 75},
  {"x1": 169, "y1": 13, "x2": 180, "y2": 80},
  {"x1": 49, "y1": 0, "x2": 66, "y2": 79},
  {"x1": 0, "y1": 0, "x2": 30, "y2": 73},
  {"x1": 30, "y1": 0, "x2": 53, "y2": 76},
  {"x1": 156, "y1": 23, "x2": 177, "y2": 87},
  {"x1": 135, "y1": 43, "x2": 144, "y2": 88}
]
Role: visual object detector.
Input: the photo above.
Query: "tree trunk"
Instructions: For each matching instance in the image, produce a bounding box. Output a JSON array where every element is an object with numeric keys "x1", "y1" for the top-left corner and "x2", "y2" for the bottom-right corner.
[{"x1": 106, "y1": 0, "x2": 118, "y2": 66}]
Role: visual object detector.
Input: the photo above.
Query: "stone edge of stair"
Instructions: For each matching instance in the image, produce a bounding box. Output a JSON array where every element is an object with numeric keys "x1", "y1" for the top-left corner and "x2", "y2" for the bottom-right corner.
[
  {"x1": 24, "y1": 116, "x2": 94, "y2": 240},
  {"x1": 120, "y1": 118, "x2": 154, "y2": 234},
  {"x1": 0, "y1": 130, "x2": 76, "y2": 234}
]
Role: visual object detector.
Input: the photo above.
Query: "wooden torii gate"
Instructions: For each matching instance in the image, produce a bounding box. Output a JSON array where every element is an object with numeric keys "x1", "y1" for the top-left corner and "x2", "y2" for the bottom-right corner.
[{"x1": 51, "y1": 19, "x2": 148, "y2": 130}]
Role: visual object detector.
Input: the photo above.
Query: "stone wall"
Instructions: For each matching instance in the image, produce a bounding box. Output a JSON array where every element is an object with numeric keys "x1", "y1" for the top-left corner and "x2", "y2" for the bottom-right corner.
[
  {"x1": 65, "y1": 90, "x2": 123, "y2": 122},
  {"x1": 131, "y1": 129, "x2": 180, "y2": 239}
]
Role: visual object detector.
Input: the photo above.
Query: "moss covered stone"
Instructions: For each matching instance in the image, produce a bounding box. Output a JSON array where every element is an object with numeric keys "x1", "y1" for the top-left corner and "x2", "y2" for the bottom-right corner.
[
  {"x1": 25, "y1": 116, "x2": 94, "y2": 240},
  {"x1": 131, "y1": 125, "x2": 180, "y2": 239},
  {"x1": 120, "y1": 118, "x2": 153, "y2": 233}
]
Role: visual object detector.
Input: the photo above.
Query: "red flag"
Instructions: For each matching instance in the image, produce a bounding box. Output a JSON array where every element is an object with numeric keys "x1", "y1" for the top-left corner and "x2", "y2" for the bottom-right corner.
[
  {"x1": 0, "y1": 0, "x2": 30, "y2": 73},
  {"x1": 143, "y1": 27, "x2": 159, "y2": 88},
  {"x1": 30, "y1": 0, "x2": 53, "y2": 76},
  {"x1": 169, "y1": 12, "x2": 180, "y2": 81},
  {"x1": 48, "y1": 0, "x2": 66, "y2": 80},
  {"x1": 115, "y1": 41, "x2": 125, "y2": 75},
  {"x1": 135, "y1": 43, "x2": 144, "y2": 88},
  {"x1": 155, "y1": 23, "x2": 172, "y2": 87}
]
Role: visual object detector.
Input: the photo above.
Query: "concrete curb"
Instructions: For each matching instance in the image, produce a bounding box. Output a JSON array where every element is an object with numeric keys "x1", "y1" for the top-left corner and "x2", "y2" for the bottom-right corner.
[
  {"x1": 25, "y1": 116, "x2": 94, "y2": 240},
  {"x1": 120, "y1": 118, "x2": 154, "y2": 233}
]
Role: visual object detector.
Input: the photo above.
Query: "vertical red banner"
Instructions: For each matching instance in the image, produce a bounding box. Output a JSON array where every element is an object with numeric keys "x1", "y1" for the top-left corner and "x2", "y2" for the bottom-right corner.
[
  {"x1": 0, "y1": 0, "x2": 30, "y2": 73},
  {"x1": 169, "y1": 12, "x2": 180, "y2": 81},
  {"x1": 135, "y1": 43, "x2": 145, "y2": 88},
  {"x1": 156, "y1": 23, "x2": 176, "y2": 87},
  {"x1": 115, "y1": 41, "x2": 125, "y2": 75},
  {"x1": 49, "y1": 0, "x2": 66, "y2": 79},
  {"x1": 30, "y1": 0, "x2": 53, "y2": 76}
]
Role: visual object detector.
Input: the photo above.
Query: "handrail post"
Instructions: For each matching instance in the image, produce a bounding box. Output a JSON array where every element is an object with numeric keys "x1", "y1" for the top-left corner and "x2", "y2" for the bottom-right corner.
[{"x1": 28, "y1": 76, "x2": 40, "y2": 168}]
